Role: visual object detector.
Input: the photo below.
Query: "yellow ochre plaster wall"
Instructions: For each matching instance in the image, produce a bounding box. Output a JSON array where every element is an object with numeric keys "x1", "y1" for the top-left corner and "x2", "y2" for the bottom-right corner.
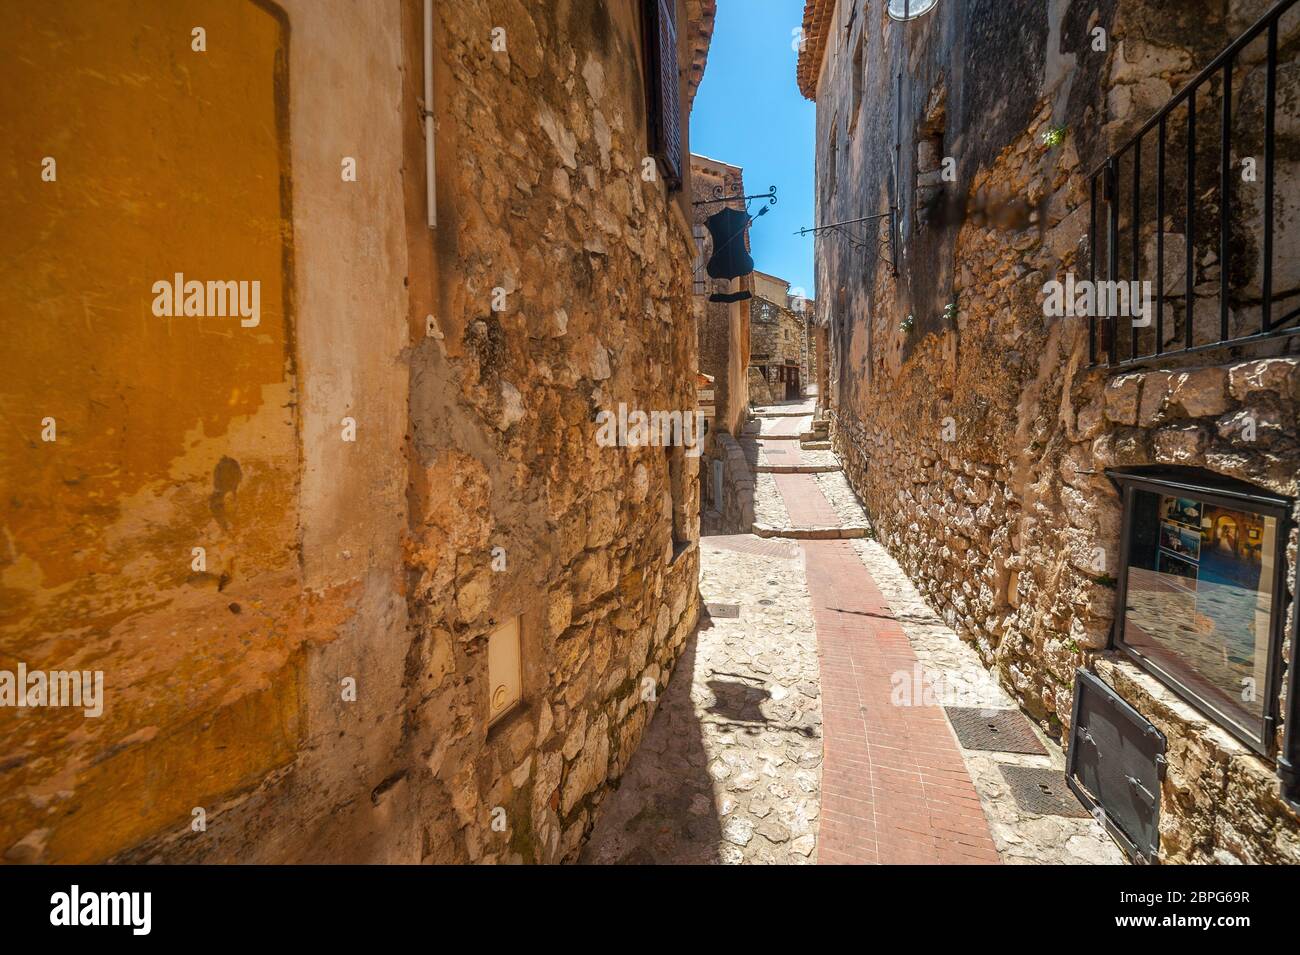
[{"x1": 0, "y1": 0, "x2": 306, "y2": 863}]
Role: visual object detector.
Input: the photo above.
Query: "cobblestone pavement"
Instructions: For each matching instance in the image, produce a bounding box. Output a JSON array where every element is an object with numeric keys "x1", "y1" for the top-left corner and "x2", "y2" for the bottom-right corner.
[
  {"x1": 754, "y1": 472, "x2": 791, "y2": 528},
  {"x1": 585, "y1": 397, "x2": 1123, "y2": 865},
  {"x1": 582, "y1": 535, "x2": 823, "y2": 864},
  {"x1": 813, "y1": 471, "x2": 872, "y2": 527}
]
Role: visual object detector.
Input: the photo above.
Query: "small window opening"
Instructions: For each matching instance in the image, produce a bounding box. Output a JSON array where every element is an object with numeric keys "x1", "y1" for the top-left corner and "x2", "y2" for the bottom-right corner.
[
  {"x1": 667, "y1": 445, "x2": 689, "y2": 560},
  {"x1": 692, "y1": 223, "x2": 708, "y2": 296},
  {"x1": 826, "y1": 120, "x2": 838, "y2": 200},
  {"x1": 849, "y1": 33, "x2": 865, "y2": 133},
  {"x1": 915, "y1": 83, "x2": 946, "y2": 230}
]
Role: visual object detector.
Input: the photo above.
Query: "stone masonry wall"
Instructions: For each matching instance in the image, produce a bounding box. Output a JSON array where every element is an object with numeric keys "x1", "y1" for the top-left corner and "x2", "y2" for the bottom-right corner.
[
  {"x1": 0, "y1": 0, "x2": 708, "y2": 865},
  {"x1": 706, "y1": 431, "x2": 758, "y2": 535},
  {"x1": 752, "y1": 293, "x2": 807, "y2": 401},
  {"x1": 691, "y1": 154, "x2": 754, "y2": 537},
  {"x1": 752, "y1": 296, "x2": 806, "y2": 368},
  {"x1": 803, "y1": 312, "x2": 817, "y2": 394},
  {"x1": 400, "y1": 0, "x2": 706, "y2": 864},
  {"x1": 813, "y1": 0, "x2": 1300, "y2": 862}
]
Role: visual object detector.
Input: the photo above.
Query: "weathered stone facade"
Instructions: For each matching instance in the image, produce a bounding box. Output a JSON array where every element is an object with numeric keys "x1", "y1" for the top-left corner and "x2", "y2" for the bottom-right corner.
[
  {"x1": 801, "y1": 0, "x2": 1300, "y2": 862},
  {"x1": 401, "y1": 0, "x2": 712, "y2": 865},
  {"x1": 1, "y1": 0, "x2": 712, "y2": 865},
  {"x1": 800, "y1": 300, "x2": 818, "y2": 399},
  {"x1": 703, "y1": 431, "x2": 758, "y2": 535},
  {"x1": 751, "y1": 271, "x2": 809, "y2": 403},
  {"x1": 811, "y1": 317, "x2": 831, "y2": 416}
]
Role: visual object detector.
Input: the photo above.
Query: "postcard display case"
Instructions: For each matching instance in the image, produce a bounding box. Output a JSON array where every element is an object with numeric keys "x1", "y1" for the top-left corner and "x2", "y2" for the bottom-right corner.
[{"x1": 1112, "y1": 471, "x2": 1292, "y2": 754}]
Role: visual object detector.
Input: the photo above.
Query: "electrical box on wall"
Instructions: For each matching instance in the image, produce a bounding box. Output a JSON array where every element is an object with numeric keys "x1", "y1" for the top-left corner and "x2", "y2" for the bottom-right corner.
[{"x1": 487, "y1": 616, "x2": 522, "y2": 725}]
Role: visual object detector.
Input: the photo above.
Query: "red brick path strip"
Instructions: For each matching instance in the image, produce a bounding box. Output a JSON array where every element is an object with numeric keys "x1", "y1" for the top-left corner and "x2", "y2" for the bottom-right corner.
[
  {"x1": 774, "y1": 473, "x2": 840, "y2": 527},
  {"x1": 759, "y1": 415, "x2": 811, "y2": 438},
  {"x1": 772, "y1": 477, "x2": 1001, "y2": 864},
  {"x1": 759, "y1": 439, "x2": 803, "y2": 467}
]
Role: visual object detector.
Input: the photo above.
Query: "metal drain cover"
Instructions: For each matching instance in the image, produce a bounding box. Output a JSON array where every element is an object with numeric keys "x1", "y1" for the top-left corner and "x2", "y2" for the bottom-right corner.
[
  {"x1": 999, "y1": 766, "x2": 1090, "y2": 818},
  {"x1": 944, "y1": 707, "x2": 1047, "y2": 755},
  {"x1": 705, "y1": 603, "x2": 740, "y2": 618}
]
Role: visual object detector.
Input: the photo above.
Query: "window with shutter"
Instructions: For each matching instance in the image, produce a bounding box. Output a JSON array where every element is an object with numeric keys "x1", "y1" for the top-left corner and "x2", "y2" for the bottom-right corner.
[{"x1": 642, "y1": 0, "x2": 682, "y2": 189}]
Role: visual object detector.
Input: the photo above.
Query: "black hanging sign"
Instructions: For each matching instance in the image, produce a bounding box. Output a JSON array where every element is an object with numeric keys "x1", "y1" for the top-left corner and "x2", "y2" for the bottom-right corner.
[{"x1": 704, "y1": 207, "x2": 754, "y2": 280}]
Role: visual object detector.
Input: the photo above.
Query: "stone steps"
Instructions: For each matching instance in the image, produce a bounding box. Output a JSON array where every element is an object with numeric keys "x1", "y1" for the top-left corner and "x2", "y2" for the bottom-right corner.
[
  {"x1": 751, "y1": 523, "x2": 869, "y2": 540},
  {"x1": 801, "y1": 441, "x2": 831, "y2": 450}
]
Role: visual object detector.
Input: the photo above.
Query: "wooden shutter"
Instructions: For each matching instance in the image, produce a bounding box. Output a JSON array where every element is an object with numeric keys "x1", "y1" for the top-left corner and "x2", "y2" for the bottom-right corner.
[{"x1": 643, "y1": 0, "x2": 682, "y2": 189}]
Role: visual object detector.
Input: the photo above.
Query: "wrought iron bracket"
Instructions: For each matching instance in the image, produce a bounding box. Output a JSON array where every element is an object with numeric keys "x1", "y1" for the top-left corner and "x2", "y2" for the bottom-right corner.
[
  {"x1": 795, "y1": 209, "x2": 898, "y2": 276},
  {"x1": 692, "y1": 184, "x2": 778, "y2": 208}
]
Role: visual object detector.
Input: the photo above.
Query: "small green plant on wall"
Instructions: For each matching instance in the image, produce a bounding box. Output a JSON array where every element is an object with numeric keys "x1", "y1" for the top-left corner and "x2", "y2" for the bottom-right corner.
[
  {"x1": 1041, "y1": 123, "x2": 1068, "y2": 148},
  {"x1": 899, "y1": 314, "x2": 914, "y2": 334},
  {"x1": 942, "y1": 301, "x2": 958, "y2": 325}
]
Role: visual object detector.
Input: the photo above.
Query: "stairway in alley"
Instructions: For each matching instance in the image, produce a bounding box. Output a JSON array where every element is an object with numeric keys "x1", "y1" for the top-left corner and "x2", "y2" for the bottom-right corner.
[
  {"x1": 749, "y1": 399, "x2": 998, "y2": 863},
  {"x1": 582, "y1": 400, "x2": 1123, "y2": 865},
  {"x1": 745, "y1": 400, "x2": 871, "y2": 541}
]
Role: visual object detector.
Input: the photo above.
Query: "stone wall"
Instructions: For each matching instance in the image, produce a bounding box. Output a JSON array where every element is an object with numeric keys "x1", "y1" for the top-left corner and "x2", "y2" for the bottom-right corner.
[
  {"x1": 1, "y1": 0, "x2": 709, "y2": 864},
  {"x1": 812, "y1": 321, "x2": 830, "y2": 415},
  {"x1": 748, "y1": 366, "x2": 776, "y2": 406},
  {"x1": 805, "y1": 0, "x2": 1300, "y2": 862},
  {"x1": 372, "y1": 0, "x2": 709, "y2": 866},
  {"x1": 802, "y1": 310, "x2": 817, "y2": 396},
  {"x1": 752, "y1": 296, "x2": 806, "y2": 367},
  {"x1": 691, "y1": 154, "x2": 755, "y2": 536},
  {"x1": 752, "y1": 288, "x2": 808, "y2": 401},
  {"x1": 702, "y1": 431, "x2": 758, "y2": 536},
  {"x1": 691, "y1": 154, "x2": 752, "y2": 438}
]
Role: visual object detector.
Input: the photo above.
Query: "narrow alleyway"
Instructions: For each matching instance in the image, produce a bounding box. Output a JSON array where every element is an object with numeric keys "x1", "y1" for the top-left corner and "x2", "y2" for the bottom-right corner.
[{"x1": 584, "y1": 399, "x2": 1124, "y2": 865}]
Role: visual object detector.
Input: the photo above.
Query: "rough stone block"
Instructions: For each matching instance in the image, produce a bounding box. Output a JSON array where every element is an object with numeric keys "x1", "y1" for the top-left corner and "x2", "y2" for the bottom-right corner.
[
  {"x1": 1228, "y1": 357, "x2": 1300, "y2": 402},
  {"x1": 1137, "y1": 370, "x2": 1173, "y2": 426},
  {"x1": 1104, "y1": 373, "x2": 1142, "y2": 425},
  {"x1": 1152, "y1": 423, "x2": 1208, "y2": 464},
  {"x1": 1167, "y1": 366, "x2": 1228, "y2": 417}
]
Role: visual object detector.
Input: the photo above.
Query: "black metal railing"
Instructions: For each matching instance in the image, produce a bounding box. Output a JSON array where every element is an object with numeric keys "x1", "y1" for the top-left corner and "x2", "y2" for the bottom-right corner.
[{"x1": 1087, "y1": 0, "x2": 1300, "y2": 369}]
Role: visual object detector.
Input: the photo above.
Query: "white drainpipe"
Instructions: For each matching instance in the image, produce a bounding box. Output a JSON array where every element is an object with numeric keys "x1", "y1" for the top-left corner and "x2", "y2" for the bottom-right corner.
[{"x1": 423, "y1": 0, "x2": 437, "y2": 229}]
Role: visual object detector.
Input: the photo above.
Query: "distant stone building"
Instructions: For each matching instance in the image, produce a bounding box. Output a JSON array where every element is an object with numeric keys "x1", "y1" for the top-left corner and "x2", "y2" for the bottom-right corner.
[
  {"x1": 800, "y1": 0, "x2": 1300, "y2": 862},
  {"x1": 795, "y1": 294, "x2": 819, "y2": 400},
  {"x1": 810, "y1": 308, "x2": 830, "y2": 416},
  {"x1": 0, "y1": 0, "x2": 714, "y2": 864},
  {"x1": 750, "y1": 270, "x2": 808, "y2": 402}
]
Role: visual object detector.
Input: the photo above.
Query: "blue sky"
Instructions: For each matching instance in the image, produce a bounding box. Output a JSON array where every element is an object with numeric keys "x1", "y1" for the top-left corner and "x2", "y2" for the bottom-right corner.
[{"x1": 690, "y1": 0, "x2": 815, "y2": 295}]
